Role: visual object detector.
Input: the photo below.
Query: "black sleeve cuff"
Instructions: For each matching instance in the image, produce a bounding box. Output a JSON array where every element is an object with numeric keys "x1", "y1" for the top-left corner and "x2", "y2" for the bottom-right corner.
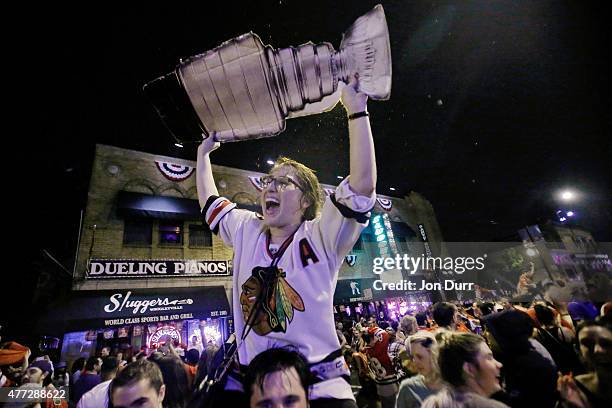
[{"x1": 330, "y1": 194, "x2": 372, "y2": 224}]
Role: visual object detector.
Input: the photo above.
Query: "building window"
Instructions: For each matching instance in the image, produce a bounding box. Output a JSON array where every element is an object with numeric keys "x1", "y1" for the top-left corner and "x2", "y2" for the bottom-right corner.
[
  {"x1": 189, "y1": 224, "x2": 212, "y2": 247},
  {"x1": 123, "y1": 219, "x2": 152, "y2": 245},
  {"x1": 159, "y1": 222, "x2": 183, "y2": 245}
]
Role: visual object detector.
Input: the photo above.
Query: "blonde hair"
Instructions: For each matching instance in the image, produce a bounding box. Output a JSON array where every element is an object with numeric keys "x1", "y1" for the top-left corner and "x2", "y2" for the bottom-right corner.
[
  {"x1": 272, "y1": 157, "x2": 323, "y2": 221},
  {"x1": 408, "y1": 331, "x2": 441, "y2": 383}
]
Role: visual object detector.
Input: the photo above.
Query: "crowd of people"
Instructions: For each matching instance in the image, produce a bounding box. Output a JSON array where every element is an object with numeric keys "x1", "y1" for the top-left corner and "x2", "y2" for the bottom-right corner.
[
  {"x1": 1, "y1": 296, "x2": 610, "y2": 407},
  {"x1": 334, "y1": 297, "x2": 612, "y2": 408}
]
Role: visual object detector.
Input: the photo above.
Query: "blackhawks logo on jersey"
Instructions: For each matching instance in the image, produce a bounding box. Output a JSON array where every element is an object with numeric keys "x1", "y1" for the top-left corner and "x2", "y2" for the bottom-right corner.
[{"x1": 240, "y1": 265, "x2": 305, "y2": 336}]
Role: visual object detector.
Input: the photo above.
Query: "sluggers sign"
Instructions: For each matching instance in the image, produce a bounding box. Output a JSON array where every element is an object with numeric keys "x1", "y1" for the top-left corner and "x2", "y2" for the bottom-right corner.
[{"x1": 87, "y1": 259, "x2": 232, "y2": 279}]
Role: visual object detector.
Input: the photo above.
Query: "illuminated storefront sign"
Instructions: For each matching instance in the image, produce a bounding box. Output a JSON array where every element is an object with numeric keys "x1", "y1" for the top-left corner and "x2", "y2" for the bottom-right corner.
[
  {"x1": 148, "y1": 326, "x2": 181, "y2": 348},
  {"x1": 87, "y1": 259, "x2": 232, "y2": 279}
]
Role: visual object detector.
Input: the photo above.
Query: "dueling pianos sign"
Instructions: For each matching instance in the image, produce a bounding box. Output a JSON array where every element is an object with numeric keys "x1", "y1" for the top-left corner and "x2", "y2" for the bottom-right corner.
[{"x1": 87, "y1": 259, "x2": 232, "y2": 279}]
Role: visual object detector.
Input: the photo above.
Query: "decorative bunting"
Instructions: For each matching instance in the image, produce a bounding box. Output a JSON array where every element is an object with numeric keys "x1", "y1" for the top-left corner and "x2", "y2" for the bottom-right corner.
[
  {"x1": 324, "y1": 188, "x2": 335, "y2": 196},
  {"x1": 249, "y1": 176, "x2": 264, "y2": 191},
  {"x1": 376, "y1": 197, "x2": 393, "y2": 211},
  {"x1": 155, "y1": 161, "x2": 195, "y2": 182}
]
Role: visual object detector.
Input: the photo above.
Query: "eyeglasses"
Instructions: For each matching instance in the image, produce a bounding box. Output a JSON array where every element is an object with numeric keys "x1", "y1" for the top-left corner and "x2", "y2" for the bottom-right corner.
[{"x1": 259, "y1": 175, "x2": 303, "y2": 192}]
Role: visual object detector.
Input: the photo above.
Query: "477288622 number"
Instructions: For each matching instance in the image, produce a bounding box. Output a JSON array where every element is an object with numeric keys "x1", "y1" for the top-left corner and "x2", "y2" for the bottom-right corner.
[{"x1": 0, "y1": 387, "x2": 68, "y2": 403}]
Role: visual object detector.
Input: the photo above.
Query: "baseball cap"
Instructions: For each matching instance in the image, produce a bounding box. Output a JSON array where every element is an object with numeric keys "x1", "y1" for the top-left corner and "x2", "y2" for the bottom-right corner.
[{"x1": 28, "y1": 360, "x2": 53, "y2": 374}]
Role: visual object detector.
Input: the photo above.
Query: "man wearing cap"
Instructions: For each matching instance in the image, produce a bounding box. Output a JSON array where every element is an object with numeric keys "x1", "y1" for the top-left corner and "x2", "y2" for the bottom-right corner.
[{"x1": 5, "y1": 359, "x2": 68, "y2": 408}]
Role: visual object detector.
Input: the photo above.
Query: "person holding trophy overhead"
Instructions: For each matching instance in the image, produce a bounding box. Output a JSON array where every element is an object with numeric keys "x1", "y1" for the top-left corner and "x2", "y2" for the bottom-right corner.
[
  {"x1": 144, "y1": 5, "x2": 392, "y2": 405},
  {"x1": 196, "y1": 71, "x2": 376, "y2": 407}
]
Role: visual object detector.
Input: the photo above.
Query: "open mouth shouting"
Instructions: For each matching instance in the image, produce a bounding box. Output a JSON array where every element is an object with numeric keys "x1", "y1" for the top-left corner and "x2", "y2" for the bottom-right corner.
[{"x1": 264, "y1": 195, "x2": 281, "y2": 217}]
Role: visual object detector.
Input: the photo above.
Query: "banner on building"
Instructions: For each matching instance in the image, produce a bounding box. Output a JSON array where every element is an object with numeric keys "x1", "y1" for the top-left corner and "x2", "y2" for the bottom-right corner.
[
  {"x1": 249, "y1": 176, "x2": 264, "y2": 191},
  {"x1": 155, "y1": 161, "x2": 195, "y2": 182},
  {"x1": 376, "y1": 197, "x2": 393, "y2": 211},
  {"x1": 87, "y1": 259, "x2": 231, "y2": 279}
]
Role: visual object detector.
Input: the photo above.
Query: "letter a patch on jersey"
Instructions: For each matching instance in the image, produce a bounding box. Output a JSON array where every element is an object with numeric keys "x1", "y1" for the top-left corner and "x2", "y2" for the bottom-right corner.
[{"x1": 299, "y1": 238, "x2": 319, "y2": 267}]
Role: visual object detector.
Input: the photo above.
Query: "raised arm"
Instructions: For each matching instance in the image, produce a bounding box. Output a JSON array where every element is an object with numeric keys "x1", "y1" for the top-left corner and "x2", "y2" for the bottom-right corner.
[
  {"x1": 196, "y1": 135, "x2": 221, "y2": 209},
  {"x1": 341, "y1": 74, "x2": 377, "y2": 197}
]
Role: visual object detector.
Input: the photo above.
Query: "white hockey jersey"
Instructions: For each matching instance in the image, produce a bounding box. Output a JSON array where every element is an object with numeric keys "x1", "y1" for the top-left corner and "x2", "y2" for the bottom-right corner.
[{"x1": 203, "y1": 177, "x2": 374, "y2": 400}]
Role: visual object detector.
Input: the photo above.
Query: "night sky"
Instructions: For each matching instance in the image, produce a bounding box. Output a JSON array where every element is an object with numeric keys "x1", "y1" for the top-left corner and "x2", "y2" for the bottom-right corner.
[{"x1": 25, "y1": 0, "x2": 611, "y2": 265}]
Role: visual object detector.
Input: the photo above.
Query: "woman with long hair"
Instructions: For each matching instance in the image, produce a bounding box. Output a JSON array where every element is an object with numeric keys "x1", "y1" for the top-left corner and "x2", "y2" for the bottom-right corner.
[{"x1": 395, "y1": 332, "x2": 442, "y2": 408}]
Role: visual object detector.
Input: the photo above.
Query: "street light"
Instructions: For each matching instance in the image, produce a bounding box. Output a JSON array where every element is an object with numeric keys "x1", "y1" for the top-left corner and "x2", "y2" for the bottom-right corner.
[{"x1": 557, "y1": 189, "x2": 580, "y2": 203}]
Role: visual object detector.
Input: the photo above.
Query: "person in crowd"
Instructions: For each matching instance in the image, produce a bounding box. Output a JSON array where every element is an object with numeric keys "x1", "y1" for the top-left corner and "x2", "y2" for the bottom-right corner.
[
  {"x1": 558, "y1": 317, "x2": 612, "y2": 408},
  {"x1": 432, "y1": 302, "x2": 459, "y2": 333},
  {"x1": 117, "y1": 352, "x2": 128, "y2": 368},
  {"x1": 100, "y1": 347, "x2": 111, "y2": 358},
  {"x1": 184, "y1": 348, "x2": 199, "y2": 390},
  {"x1": 72, "y1": 356, "x2": 102, "y2": 404},
  {"x1": 70, "y1": 357, "x2": 86, "y2": 385},
  {"x1": 350, "y1": 340, "x2": 380, "y2": 408},
  {"x1": 337, "y1": 322, "x2": 349, "y2": 348},
  {"x1": 100, "y1": 355, "x2": 119, "y2": 382},
  {"x1": 387, "y1": 327, "x2": 405, "y2": 374},
  {"x1": 389, "y1": 320, "x2": 403, "y2": 342},
  {"x1": 6, "y1": 359, "x2": 68, "y2": 408},
  {"x1": 482, "y1": 309, "x2": 558, "y2": 407},
  {"x1": 568, "y1": 285, "x2": 600, "y2": 323},
  {"x1": 395, "y1": 332, "x2": 442, "y2": 408},
  {"x1": 415, "y1": 313, "x2": 429, "y2": 330},
  {"x1": 244, "y1": 348, "x2": 310, "y2": 408},
  {"x1": 516, "y1": 261, "x2": 536, "y2": 297},
  {"x1": 110, "y1": 359, "x2": 166, "y2": 408},
  {"x1": 533, "y1": 303, "x2": 584, "y2": 375},
  {"x1": 77, "y1": 356, "x2": 120, "y2": 408},
  {"x1": 0, "y1": 344, "x2": 30, "y2": 388},
  {"x1": 192, "y1": 342, "x2": 220, "y2": 393},
  {"x1": 421, "y1": 332, "x2": 509, "y2": 408},
  {"x1": 52, "y1": 361, "x2": 68, "y2": 388},
  {"x1": 364, "y1": 327, "x2": 399, "y2": 408},
  {"x1": 196, "y1": 73, "x2": 375, "y2": 407},
  {"x1": 187, "y1": 335, "x2": 203, "y2": 355},
  {"x1": 149, "y1": 353, "x2": 190, "y2": 408},
  {"x1": 477, "y1": 302, "x2": 496, "y2": 317},
  {"x1": 400, "y1": 316, "x2": 418, "y2": 341}
]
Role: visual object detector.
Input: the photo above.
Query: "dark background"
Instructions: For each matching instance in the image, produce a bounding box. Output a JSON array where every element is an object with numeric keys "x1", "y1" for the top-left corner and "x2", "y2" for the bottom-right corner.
[{"x1": 7, "y1": 1, "x2": 610, "y2": 332}]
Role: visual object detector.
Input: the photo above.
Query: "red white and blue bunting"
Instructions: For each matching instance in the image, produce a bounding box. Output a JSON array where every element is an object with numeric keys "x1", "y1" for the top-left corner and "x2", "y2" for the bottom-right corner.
[
  {"x1": 155, "y1": 161, "x2": 195, "y2": 182},
  {"x1": 376, "y1": 197, "x2": 393, "y2": 211},
  {"x1": 249, "y1": 176, "x2": 264, "y2": 191}
]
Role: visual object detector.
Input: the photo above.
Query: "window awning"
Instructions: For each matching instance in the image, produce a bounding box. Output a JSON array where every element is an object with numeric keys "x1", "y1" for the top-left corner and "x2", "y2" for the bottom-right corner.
[
  {"x1": 117, "y1": 191, "x2": 201, "y2": 220},
  {"x1": 35, "y1": 286, "x2": 230, "y2": 335},
  {"x1": 116, "y1": 191, "x2": 262, "y2": 220}
]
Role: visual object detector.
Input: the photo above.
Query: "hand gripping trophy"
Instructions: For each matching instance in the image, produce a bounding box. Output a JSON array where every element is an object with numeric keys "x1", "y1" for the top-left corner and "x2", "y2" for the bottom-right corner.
[{"x1": 144, "y1": 4, "x2": 392, "y2": 144}]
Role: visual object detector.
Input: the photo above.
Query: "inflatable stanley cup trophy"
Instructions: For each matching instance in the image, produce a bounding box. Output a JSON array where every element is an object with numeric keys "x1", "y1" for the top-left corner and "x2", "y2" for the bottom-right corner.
[{"x1": 144, "y1": 4, "x2": 391, "y2": 144}]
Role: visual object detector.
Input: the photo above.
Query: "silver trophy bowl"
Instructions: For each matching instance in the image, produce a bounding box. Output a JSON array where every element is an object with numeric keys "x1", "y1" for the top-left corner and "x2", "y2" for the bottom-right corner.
[{"x1": 144, "y1": 4, "x2": 391, "y2": 144}]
